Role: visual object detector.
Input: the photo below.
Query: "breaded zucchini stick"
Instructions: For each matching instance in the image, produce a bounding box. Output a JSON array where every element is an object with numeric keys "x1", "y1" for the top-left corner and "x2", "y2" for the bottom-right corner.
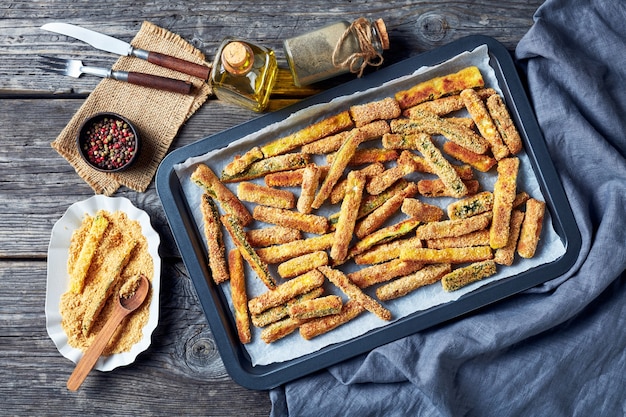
[
  {"x1": 405, "y1": 95, "x2": 466, "y2": 118},
  {"x1": 401, "y1": 198, "x2": 445, "y2": 222},
  {"x1": 260, "y1": 317, "x2": 301, "y2": 343},
  {"x1": 426, "y1": 229, "x2": 490, "y2": 249},
  {"x1": 302, "y1": 120, "x2": 390, "y2": 154},
  {"x1": 405, "y1": 118, "x2": 477, "y2": 136},
  {"x1": 392, "y1": 111, "x2": 489, "y2": 155},
  {"x1": 347, "y1": 218, "x2": 421, "y2": 260},
  {"x1": 513, "y1": 191, "x2": 531, "y2": 209},
  {"x1": 251, "y1": 288, "x2": 324, "y2": 327},
  {"x1": 277, "y1": 250, "x2": 329, "y2": 279},
  {"x1": 264, "y1": 168, "x2": 305, "y2": 188},
  {"x1": 365, "y1": 150, "x2": 419, "y2": 195},
  {"x1": 288, "y1": 295, "x2": 343, "y2": 321},
  {"x1": 261, "y1": 111, "x2": 354, "y2": 157},
  {"x1": 403, "y1": 88, "x2": 497, "y2": 117},
  {"x1": 297, "y1": 165, "x2": 322, "y2": 214},
  {"x1": 494, "y1": 209, "x2": 525, "y2": 265},
  {"x1": 403, "y1": 151, "x2": 474, "y2": 179},
  {"x1": 517, "y1": 198, "x2": 546, "y2": 258},
  {"x1": 237, "y1": 181, "x2": 296, "y2": 209},
  {"x1": 253, "y1": 205, "x2": 329, "y2": 235},
  {"x1": 447, "y1": 191, "x2": 494, "y2": 220},
  {"x1": 264, "y1": 165, "x2": 329, "y2": 188},
  {"x1": 358, "y1": 120, "x2": 392, "y2": 139},
  {"x1": 70, "y1": 212, "x2": 109, "y2": 294},
  {"x1": 400, "y1": 246, "x2": 493, "y2": 264},
  {"x1": 222, "y1": 214, "x2": 276, "y2": 290},
  {"x1": 318, "y1": 266, "x2": 392, "y2": 321},
  {"x1": 299, "y1": 299, "x2": 365, "y2": 340},
  {"x1": 486, "y1": 94, "x2": 523, "y2": 155},
  {"x1": 349, "y1": 97, "x2": 402, "y2": 127},
  {"x1": 441, "y1": 260, "x2": 497, "y2": 292},
  {"x1": 348, "y1": 259, "x2": 424, "y2": 288},
  {"x1": 382, "y1": 132, "x2": 421, "y2": 150},
  {"x1": 228, "y1": 248, "x2": 251, "y2": 344},
  {"x1": 417, "y1": 179, "x2": 480, "y2": 198},
  {"x1": 327, "y1": 148, "x2": 399, "y2": 166},
  {"x1": 412, "y1": 133, "x2": 468, "y2": 198},
  {"x1": 301, "y1": 130, "x2": 351, "y2": 155},
  {"x1": 200, "y1": 194, "x2": 229, "y2": 284},
  {"x1": 461, "y1": 88, "x2": 509, "y2": 160},
  {"x1": 312, "y1": 130, "x2": 366, "y2": 209},
  {"x1": 355, "y1": 182, "x2": 419, "y2": 238},
  {"x1": 331, "y1": 171, "x2": 366, "y2": 263},
  {"x1": 442, "y1": 141, "x2": 498, "y2": 173},
  {"x1": 414, "y1": 213, "x2": 492, "y2": 240},
  {"x1": 384, "y1": 119, "x2": 474, "y2": 148},
  {"x1": 248, "y1": 269, "x2": 325, "y2": 315},
  {"x1": 81, "y1": 238, "x2": 137, "y2": 336},
  {"x1": 222, "y1": 146, "x2": 264, "y2": 177},
  {"x1": 394, "y1": 66, "x2": 485, "y2": 109},
  {"x1": 353, "y1": 236, "x2": 423, "y2": 265},
  {"x1": 489, "y1": 157, "x2": 519, "y2": 249},
  {"x1": 191, "y1": 163, "x2": 253, "y2": 226},
  {"x1": 256, "y1": 232, "x2": 335, "y2": 264},
  {"x1": 221, "y1": 153, "x2": 310, "y2": 183},
  {"x1": 246, "y1": 226, "x2": 301, "y2": 248},
  {"x1": 376, "y1": 263, "x2": 451, "y2": 301}
]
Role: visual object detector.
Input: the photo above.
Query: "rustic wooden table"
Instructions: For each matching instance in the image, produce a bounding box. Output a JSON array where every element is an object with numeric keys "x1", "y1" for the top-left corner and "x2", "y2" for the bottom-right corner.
[{"x1": 0, "y1": 1, "x2": 542, "y2": 415}]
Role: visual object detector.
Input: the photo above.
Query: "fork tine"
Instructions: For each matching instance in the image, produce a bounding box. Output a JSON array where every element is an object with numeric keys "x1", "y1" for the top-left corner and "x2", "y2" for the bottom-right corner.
[
  {"x1": 39, "y1": 55, "x2": 65, "y2": 63},
  {"x1": 39, "y1": 55, "x2": 69, "y2": 65},
  {"x1": 38, "y1": 55, "x2": 68, "y2": 69},
  {"x1": 39, "y1": 62, "x2": 67, "y2": 72},
  {"x1": 38, "y1": 55, "x2": 86, "y2": 78},
  {"x1": 37, "y1": 65, "x2": 64, "y2": 75}
]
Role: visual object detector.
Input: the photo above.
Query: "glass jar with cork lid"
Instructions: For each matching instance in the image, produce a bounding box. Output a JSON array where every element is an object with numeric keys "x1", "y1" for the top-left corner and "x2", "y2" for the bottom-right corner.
[
  {"x1": 210, "y1": 38, "x2": 279, "y2": 112},
  {"x1": 284, "y1": 18, "x2": 390, "y2": 87}
]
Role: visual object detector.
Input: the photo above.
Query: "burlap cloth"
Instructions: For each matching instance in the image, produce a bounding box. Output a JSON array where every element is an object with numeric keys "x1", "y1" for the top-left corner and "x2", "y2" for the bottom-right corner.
[{"x1": 52, "y1": 21, "x2": 212, "y2": 195}]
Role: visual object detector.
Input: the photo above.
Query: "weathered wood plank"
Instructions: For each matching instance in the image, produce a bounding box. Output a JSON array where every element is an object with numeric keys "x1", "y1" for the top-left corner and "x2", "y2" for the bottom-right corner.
[{"x1": 1, "y1": 0, "x2": 539, "y2": 94}]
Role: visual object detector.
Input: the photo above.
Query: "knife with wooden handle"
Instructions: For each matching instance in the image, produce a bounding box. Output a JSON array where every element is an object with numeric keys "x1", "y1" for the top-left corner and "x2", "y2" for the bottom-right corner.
[{"x1": 41, "y1": 22, "x2": 211, "y2": 80}]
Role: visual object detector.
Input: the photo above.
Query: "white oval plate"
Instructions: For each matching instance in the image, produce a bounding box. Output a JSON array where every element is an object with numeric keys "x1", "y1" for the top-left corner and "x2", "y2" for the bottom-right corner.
[{"x1": 45, "y1": 195, "x2": 161, "y2": 371}]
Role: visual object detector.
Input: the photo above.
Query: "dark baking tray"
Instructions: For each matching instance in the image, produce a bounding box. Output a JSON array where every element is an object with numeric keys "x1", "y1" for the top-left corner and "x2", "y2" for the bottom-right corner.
[{"x1": 156, "y1": 35, "x2": 581, "y2": 390}]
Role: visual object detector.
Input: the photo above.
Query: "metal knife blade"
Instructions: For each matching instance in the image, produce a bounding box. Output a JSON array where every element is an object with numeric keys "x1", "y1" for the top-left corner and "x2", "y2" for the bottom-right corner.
[{"x1": 41, "y1": 22, "x2": 210, "y2": 80}]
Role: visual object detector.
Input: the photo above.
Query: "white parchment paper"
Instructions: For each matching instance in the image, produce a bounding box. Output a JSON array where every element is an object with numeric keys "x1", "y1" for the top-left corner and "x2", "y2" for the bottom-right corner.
[{"x1": 173, "y1": 45, "x2": 566, "y2": 366}]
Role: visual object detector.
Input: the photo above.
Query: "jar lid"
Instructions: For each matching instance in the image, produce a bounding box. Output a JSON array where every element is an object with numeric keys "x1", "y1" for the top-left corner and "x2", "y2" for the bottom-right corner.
[
  {"x1": 374, "y1": 19, "x2": 390, "y2": 50},
  {"x1": 222, "y1": 41, "x2": 254, "y2": 75}
]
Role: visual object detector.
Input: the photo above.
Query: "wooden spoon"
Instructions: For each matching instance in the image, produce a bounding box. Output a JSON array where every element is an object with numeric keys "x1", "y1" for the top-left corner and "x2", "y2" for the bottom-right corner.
[{"x1": 67, "y1": 274, "x2": 150, "y2": 391}]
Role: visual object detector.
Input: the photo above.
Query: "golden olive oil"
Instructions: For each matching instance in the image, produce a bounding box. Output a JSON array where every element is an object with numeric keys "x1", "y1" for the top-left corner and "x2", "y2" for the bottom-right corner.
[{"x1": 210, "y1": 38, "x2": 278, "y2": 112}]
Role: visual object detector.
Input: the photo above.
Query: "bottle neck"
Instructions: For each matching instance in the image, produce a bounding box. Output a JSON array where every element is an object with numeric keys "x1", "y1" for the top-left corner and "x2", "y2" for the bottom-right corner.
[
  {"x1": 222, "y1": 41, "x2": 254, "y2": 75},
  {"x1": 370, "y1": 19, "x2": 389, "y2": 54}
]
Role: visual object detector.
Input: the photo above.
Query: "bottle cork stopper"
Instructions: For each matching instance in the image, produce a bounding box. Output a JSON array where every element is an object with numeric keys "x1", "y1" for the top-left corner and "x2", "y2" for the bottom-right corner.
[
  {"x1": 374, "y1": 19, "x2": 390, "y2": 50},
  {"x1": 222, "y1": 41, "x2": 254, "y2": 75}
]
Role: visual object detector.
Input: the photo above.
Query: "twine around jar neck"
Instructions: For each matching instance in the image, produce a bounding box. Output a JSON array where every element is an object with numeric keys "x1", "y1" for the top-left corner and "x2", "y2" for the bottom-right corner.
[{"x1": 331, "y1": 17, "x2": 384, "y2": 77}]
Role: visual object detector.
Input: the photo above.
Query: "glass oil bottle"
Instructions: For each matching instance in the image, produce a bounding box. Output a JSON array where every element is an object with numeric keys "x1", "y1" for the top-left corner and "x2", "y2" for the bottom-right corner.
[
  {"x1": 283, "y1": 18, "x2": 389, "y2": 87},
  {"x1": 210, "y1": 38, "x2": 278, "y2": 112}
]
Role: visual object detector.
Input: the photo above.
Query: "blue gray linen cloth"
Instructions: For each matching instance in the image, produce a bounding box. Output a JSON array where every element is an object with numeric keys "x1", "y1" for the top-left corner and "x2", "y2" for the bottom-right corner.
[{"x1": 270, "y1": 0, "x2": 626, "y2": 415}]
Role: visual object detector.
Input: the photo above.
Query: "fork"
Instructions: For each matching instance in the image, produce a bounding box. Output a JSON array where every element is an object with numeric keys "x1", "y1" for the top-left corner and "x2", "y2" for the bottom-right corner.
[{"x1": 39, "y1": 55, "x2": 193, "y2": 95}]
